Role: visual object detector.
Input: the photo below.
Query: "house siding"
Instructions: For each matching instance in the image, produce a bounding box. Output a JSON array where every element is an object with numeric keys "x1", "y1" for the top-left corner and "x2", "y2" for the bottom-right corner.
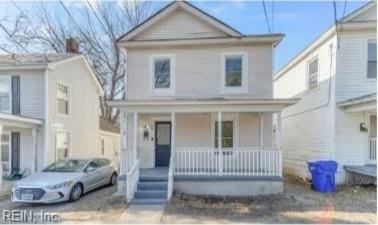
[
  {"x1": 133, "y1": 8, "x2": 228, "y2": 40},
  {"x1": 46, "y1": 58, "x2": 100, "y2": 164},
  {"x1": 127, "y1": 44, "x2": 273, "y2": 100},
  {"x1": 274, "y1": 36, "x2": 337, "y2": 179}
]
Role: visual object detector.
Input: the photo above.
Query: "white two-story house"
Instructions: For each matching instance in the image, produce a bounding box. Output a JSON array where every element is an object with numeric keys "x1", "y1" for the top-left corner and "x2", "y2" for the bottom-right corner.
[
  {"x1": 274, "y1": 1, "x2": 377, "y2": 184},
  {"x1": 109, "y1": 1, "x2": 297, "y2": 204},
  {"x1": 0, "y1": 47, "x2": 104, "y2": 187}
]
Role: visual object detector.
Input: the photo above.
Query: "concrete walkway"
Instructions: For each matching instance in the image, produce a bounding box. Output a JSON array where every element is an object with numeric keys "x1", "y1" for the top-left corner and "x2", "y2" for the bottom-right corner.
[{"x1": 118, "y1": 204, "x2": 165, "y2": 224}]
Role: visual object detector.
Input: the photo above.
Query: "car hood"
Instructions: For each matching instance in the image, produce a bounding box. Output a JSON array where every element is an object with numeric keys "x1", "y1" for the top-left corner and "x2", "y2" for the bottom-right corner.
[{"x1": 16, "y1": 172, "x2": 82, "y2": 187}]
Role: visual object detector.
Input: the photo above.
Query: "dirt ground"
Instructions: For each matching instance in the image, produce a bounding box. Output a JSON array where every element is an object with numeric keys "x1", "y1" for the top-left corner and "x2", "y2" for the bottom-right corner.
[
  {"x1": 0, "y1": 177, "x2": 376, "y2": 224},
  {"x1": 162, "y1": 176, "x2": 377, "y2": 224},
  {"x1": 0, "y1": 185, "x2": 126, "y2": 223}
]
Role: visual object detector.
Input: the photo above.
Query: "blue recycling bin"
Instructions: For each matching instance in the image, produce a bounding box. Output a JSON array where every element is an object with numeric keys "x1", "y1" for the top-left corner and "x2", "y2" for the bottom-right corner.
[{"x1": 307, "y1": 160, "x2": 338, "y2": 193}]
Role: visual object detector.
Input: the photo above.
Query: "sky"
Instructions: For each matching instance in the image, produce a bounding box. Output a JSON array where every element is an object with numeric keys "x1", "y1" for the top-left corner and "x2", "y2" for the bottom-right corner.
[{"x1": 0, "y1": 0, "x2": 369, "y2": 72}]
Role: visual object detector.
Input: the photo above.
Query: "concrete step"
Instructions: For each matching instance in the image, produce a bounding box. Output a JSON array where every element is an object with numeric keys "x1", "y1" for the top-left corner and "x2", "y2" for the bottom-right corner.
[
  {"x1": 139, "y1": 176, "x2": 168, "y2": 182},
  {"x1": 135, "y1": 190, "x2": 167, "y2": 199},
  {"x1": 132, "y1": 198, "x2": 167, "y2": 205},
  {"x1": 138, "y1": 181, "x2": 168, "y2": 190}
]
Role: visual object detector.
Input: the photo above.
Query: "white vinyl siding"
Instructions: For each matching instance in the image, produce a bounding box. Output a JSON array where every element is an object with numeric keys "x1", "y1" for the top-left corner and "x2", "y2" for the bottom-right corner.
[
  {"x1": 134, "y1": 8, "x2": 228, "y2": 40},
  {"x1": 0, "y1": 76, "x2": 11, "y2": 113},
  {"x1": 1, "y1": 132, "x2": 11, "y2": 175},
  {"x1": 127, "y1": 45, "x2": 272, "y2": 99},
  {"x1": 367, "y1": 40, "x2": 377, "y2": 79}
]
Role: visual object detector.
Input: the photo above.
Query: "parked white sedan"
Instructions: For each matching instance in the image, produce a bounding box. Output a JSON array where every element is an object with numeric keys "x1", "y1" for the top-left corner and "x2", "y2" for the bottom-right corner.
[{"x1": 11, "y1": 158, "x2": 117, "y2": 204}]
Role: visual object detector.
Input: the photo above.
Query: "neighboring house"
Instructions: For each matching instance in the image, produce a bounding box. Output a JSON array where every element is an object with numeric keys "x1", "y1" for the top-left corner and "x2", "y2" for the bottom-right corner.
[
  {"x1": 109, "y1": 1, "x2": 297, "y2": 204},
  {"x1": 99, "y1": 118, "x2": 120, "y2": 170},
  {"x1": 274, "y1": 2, "x2": 377, "y2": 183},
  {"x1": 0, "y1": 46, "x2": 103, "y2": 186}
]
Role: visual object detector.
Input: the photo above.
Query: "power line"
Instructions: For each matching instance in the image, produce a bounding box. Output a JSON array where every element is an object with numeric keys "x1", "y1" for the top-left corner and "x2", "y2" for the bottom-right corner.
[
  {"x1": 262, "y1": 0, "x2": 271, "y2": 34},
  {"x1": 272, "y1": 0, "x2": 275, "y2": 33}
]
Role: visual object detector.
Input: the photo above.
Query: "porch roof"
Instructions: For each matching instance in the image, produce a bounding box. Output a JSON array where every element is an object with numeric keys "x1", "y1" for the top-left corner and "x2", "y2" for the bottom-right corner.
[
  {"x1": 108, "y1": 98, "x2": 299, "y2": 113},
  {"x1": 0, "y1": 113, "x2": 43, "y2": 128},
  {"x1": 337, "y1": 93, "x2": 376, "y2": 112}
]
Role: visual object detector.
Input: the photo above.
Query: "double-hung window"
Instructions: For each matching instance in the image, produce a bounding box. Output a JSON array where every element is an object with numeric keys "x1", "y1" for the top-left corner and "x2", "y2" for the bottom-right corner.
[
  {"x1": 367, "y1": 40, "x2": 377, "y2": 79},
  {"x1": 222, "y1": 53, "x2": 248, "y2": 93},
  {"x1": 151, "y1": 55, "x2": 175, "y2": 95},
  {"x1": 214, "y1": 121, "x2": 234, "y2": 148},
  {"x1": 56, "y1": 132, "x2": 69, "y2": 160},
  {"x1": 307, "y1": 57, "x2": 319, "y2": 90},
  {"x1": 57, "y1": 83, "x2": 69, "y2": 115},
  {"x1": 0, "y1": 76, "x2": 11, "y2": 113}
]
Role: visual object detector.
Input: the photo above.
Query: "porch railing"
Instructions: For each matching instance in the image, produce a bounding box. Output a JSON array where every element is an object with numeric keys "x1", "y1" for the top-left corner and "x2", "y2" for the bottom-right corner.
[
  {"x1": 369, "y1": 137, "x2": 377, "y2": 161},
  {"x1": 126, "y1": 159, "x2": 140, "y2": 203},
  {"x1": 167, "y1": 156, "x2": 174, "y2": 200},
  {"x1": 174, "y1": 147, "x2": 281, "y2": 176}
]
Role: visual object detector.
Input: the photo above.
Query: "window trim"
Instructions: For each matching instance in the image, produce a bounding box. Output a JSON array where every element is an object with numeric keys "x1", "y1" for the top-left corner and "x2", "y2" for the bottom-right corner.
[
  {"x1": 306, "y1": 56, "x2": 320, "y2": 91},
  {"x1": 221, "y1": 52, "x2": 248, "y2": 94},
  {"x1": 56, "y1": 81, "x2": 71, "y2": 117},
  {"x1": 100, "y1": 136, "x2": 105, "y2": 155},
  {"x1": 0, "y1": 76, "x2": 12, "y2": 113},
  {"x1": 366, "y1": 39, "x2": 377, "y2": 80},
  {"x1": 150, "y1": 54, "x2": 175, "y2": 96},
  {"x1": 55, "y1": 131, "x2": 70, "y2": 161},
  {"x1": 211, "y1": 113, "x2": 239, "y2": 148}
]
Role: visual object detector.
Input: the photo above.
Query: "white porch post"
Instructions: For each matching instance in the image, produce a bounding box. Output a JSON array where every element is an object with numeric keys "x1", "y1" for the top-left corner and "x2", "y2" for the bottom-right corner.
[
  {"x1": 133, "y1": 112, "x2": 138, "y2": 163},
  {"x1": 119, "y1": 112, "x2": 128, "y2": 175},
  {"x1": 171, "y1": 112, "x2": 176, "y2": 165},
  {"x1": 32, "y1": 127, "x2": 38, "y2": 172},
  {"x1": 259, "y1": 113, "x2": 264, "y2": 147},
  {"x1": 218, "y1": 111, "x2": 223, "y2": 176},
  {"x1": 0, "y1": 124, "x2": 2, "y2": 186},
  {"x1": 277, "y1": 112, "x2": 283, "y2": 177}
]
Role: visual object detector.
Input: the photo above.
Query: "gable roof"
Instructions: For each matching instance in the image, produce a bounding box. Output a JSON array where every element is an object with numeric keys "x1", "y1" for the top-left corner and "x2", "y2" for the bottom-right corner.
[
  {"x1": 274, "y1": 1, "x2": 376, "y2": 81},
  {"x1": 0, "y1": 53, "x2": 78, "y2": 67},
  {"x1": 0, "y1": 53, "x2": 103, "y2": 95},
  {"x1": 117, "y1": 1, "x2": 242, "y2": 42}
]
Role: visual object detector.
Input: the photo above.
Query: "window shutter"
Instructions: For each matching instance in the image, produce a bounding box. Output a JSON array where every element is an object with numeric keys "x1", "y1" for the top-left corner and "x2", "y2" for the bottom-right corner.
[
  {"x1": 11, "y1": 76, "x2": 20, "y2": 114},
  {"x1": 11, "y1": 132, "x2": 20, "y2": 173}
]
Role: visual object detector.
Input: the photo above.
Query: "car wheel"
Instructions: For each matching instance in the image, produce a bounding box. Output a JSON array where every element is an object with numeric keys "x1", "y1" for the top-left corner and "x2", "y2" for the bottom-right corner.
[
  {"x1": 110, "y1": 173, "x2": 117, "y2": 186},
  {"x1": 69, "y1": 183, "x2": 82, "y2": 202}
]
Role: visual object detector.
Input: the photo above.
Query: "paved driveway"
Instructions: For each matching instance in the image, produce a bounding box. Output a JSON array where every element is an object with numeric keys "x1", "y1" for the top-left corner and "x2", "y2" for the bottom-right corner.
[{"x1": 0, "y1": 185, "x2": 126, "y2": 223}]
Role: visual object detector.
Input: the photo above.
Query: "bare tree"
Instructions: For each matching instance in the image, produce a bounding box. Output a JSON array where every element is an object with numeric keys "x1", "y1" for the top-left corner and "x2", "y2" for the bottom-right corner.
[{"x1": 0, "y1": 0, "x2": 152, "y2": 123}]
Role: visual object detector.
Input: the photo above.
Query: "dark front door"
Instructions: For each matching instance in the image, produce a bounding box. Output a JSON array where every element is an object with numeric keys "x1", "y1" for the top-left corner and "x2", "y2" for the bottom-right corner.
[{"x1": 155, "y1": 122, "x2": 171, "y2": 167}]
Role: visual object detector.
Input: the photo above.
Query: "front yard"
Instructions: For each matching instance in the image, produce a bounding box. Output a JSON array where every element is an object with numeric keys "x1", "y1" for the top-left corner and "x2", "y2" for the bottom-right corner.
[
  {"x1": 0, "y1": 177, "x2": 376, "y2": 224},
  {"x1": 162, "y1": 176, "x2": 377, "y2": 224}
]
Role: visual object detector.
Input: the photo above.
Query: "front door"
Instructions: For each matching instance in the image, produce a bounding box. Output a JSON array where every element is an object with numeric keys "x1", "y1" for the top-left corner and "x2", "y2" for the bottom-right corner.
[{"x1": 155, "y1": 122, "x2": 171, "y2": 167}]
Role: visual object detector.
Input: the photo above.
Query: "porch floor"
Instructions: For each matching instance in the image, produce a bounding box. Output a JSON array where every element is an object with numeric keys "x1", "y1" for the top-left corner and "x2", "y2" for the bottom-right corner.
[
  {"x1": 140, "y1": 167, "x2": 168, "y2": 180},
  {"x1": 344, "y1": 165, "x2": 377, "y2": 178}
]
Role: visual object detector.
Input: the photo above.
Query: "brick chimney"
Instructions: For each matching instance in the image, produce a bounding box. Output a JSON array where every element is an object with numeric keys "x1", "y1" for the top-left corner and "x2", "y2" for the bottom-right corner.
[{"x1": 66, "y1": 38, "x2": 79, "y2": 53}]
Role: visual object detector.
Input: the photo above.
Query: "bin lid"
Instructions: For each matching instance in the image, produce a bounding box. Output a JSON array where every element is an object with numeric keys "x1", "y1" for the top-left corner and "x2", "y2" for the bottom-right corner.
[{"x1": 314, "y1": 160, "x2": 338, "y2": 170}]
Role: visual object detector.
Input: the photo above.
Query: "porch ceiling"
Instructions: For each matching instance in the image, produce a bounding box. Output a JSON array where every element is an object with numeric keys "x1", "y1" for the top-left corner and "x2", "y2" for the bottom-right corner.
[
  {"x1": 0, "y1": 113, "x2": 43, "y2": 128},
  {"x1": 108, "y1": 98, "x2": 299, "y2": 113}
]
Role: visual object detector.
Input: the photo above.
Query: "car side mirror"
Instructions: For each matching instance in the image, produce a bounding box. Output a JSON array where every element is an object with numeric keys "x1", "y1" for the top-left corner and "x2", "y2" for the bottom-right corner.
[{"x1": 86, "y1": 166, "x2": 96, "y2": 172}]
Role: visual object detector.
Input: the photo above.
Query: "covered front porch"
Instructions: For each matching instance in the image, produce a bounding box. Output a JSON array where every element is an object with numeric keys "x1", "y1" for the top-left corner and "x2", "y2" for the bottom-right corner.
[
  {"x1": 111, "y1": 98, "x2": 296, "y2": 200},
  {"x1": 0, "y1": 113, "x2": 43, "y2": 188}
]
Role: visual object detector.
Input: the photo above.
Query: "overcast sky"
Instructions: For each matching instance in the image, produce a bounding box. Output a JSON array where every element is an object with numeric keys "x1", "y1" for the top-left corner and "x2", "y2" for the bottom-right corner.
[{"x1": 0, "y1": 0, "x2": 368, "y2": 72}]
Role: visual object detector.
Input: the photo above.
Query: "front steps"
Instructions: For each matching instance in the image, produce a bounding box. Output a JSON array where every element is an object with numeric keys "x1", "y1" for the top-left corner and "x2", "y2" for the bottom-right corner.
[{"x1": 132, "y1": 176, "x2": 168, "y2": 205}]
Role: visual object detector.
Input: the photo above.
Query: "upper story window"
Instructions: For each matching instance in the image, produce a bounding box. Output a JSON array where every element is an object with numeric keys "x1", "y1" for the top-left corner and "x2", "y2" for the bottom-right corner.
[
  {"x1": 57, "y1": 83, "x2": 69, "y2": 115},
  {"x1": 221, "y1": 53, "x2": 248, "y2": 93},
  {"x1": 307, "y1": 57, "x2": 319, "y2": 90},
  {"x1": 0, "y1": 76, "x2": 11, "y2": 113},
  {"x1": 367, "y1": 40, "x2": 377, "y2": 79},
  {"x1": 150, "y1": 55, "x2": 175, "y2": 95}
]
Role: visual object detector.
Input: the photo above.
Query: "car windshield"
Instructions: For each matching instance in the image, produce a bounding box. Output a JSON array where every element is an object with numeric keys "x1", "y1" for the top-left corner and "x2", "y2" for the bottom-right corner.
[{"x1": 42, "y1": 159, "x2": 88, "y2": 173}]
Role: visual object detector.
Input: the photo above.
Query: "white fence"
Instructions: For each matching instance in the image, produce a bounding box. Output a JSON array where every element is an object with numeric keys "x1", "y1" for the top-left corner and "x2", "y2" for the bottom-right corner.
[
  {"x1": 174, "y1": 147, "x2": 281, "y2": 176},
  {"x1": 369, "y1": 137, "x2": 377, "y2": 161},
  {"x1": 126, "y1": 159, "x2": 140, "y2": 203}
]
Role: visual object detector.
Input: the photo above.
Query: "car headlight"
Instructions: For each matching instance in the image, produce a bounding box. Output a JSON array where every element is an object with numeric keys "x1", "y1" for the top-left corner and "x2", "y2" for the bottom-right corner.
[{"x1": 45, "y1": 181, "x2": 73, "y2": 190}]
